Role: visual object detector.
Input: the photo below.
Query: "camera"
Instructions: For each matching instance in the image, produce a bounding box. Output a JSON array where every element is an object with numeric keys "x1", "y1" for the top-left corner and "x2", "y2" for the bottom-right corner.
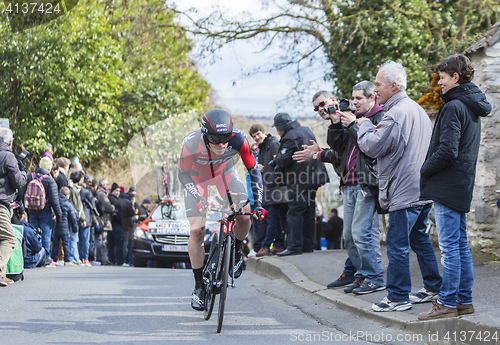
[
  {"x1": 18, "y1": 150, "x2": 30, "y2": 161},
  {"x1": 324, "y1": 99, "x2": 357, "y2": 114}
]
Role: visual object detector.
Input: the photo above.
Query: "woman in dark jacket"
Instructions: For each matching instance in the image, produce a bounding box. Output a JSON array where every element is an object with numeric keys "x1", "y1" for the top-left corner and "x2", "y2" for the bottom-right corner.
[{"x1": 419, "y1": 54, "x2": 491, "y2": 320}]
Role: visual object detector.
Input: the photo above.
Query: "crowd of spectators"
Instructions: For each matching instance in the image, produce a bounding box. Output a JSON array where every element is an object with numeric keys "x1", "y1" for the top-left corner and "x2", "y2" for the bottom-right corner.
[{"x1": 0, "y1": 139, "x2": 152, "y2": 287}]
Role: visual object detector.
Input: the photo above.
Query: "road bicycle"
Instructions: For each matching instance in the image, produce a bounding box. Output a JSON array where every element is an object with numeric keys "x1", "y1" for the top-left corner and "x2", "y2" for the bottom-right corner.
[{"x1": 202, "y1": 191, "x2": 252, "y2": 333}]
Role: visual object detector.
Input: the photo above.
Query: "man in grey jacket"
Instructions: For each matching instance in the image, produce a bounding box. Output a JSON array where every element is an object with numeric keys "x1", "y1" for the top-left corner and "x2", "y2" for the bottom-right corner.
[
  {"x1": 0, "y1": 128, "x2": 27, "y2": 286},
  {"x1": 357, "y1": 61, "x2": 442, "y2": 312}
]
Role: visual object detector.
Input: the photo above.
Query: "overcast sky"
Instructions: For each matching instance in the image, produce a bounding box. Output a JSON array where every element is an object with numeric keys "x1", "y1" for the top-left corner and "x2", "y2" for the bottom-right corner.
[{"x1": 173, "y1": 0, "x2": 332, "y2": 119}]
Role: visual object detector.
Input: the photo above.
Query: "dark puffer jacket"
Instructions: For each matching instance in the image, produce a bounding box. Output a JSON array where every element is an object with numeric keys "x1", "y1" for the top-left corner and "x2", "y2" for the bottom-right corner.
[
  {"x1": 274, "y1": 120, "x2": 329, "y2": 193},
  {"x1": 420, "y1": 82, "x2": 491, "y2": 213},
  {"x1": 20, "y1": 167, "x2": 62, "y2": 221},
  {"x1": 322, "y1": 105, "x2": 384, "y2": 191},
  {"x1": 0, "y1": 142, "x2": 27, "y2": 209},
  {"x1": 55, "y1": 194, "x2": 78, "y2": 236}
]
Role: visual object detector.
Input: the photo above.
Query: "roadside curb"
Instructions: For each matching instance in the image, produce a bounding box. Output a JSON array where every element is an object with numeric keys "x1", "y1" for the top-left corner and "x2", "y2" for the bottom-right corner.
[{"x1": 247, "y1": 256, "x2": 500, "y2": 345}]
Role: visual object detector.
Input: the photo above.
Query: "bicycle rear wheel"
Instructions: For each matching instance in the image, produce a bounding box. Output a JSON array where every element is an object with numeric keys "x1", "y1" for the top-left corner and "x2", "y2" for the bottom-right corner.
[
  {"x1": 217, "y1": 236, "x2": 231, "y2": 333},
  {"x1": 203, "y1": 232, "x2": 219, "y2": 321}
]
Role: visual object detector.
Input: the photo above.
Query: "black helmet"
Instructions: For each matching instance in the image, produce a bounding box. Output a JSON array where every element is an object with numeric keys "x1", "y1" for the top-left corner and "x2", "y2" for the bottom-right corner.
[{"x1": 201, "y1": 109, "x2": 234, "y2": 144}]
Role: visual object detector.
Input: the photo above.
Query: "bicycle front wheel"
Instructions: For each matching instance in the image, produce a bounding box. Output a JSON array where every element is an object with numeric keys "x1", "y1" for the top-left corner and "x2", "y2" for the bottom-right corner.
[
  {"x1": 217, "y1": 236, "x2": 231, "y2": 333},
  {"x1": 204, "y1": 232, "x2": 219, "y2": 321}
]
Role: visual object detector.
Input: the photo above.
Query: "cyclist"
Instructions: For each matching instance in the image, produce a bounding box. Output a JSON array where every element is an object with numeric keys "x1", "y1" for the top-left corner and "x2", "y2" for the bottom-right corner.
[{"x1": 179, "y1": 108, "x2": 266, "y2": 311}]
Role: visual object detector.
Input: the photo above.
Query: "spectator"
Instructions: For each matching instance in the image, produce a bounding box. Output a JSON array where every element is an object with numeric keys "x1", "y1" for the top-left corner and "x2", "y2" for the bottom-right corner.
[
  {"x1": 52, "y1": 186, "x2": 79, "y2": 266},
  {"x1": 17, "y1": 210, "x2": 46, "y2": 268},
  {"x1": 357, "y1": 60, "x2": 442, "y2": 312},
  {"x1": 245, "y1": 139, "x2": 261, "y2": 250},
  {"x1": 68, "y1": 171, "x2": 86, "y2": 264},
  {"x1": 42, "y1": 143, "x2": 54, "y2": 162},
  {"x1": 70, "y1": 157, "x2": 82, "y2": 172},
  {"x1": 55, "y1": 157, "x2": 70, "y2": 190},
  {"x1": 72, "y1": 171, "x2": 94, "y2": 267},
  {"x1": 306, "y1": 84, "x2": 385, "y2": 294},
  {"x1": 107, "y1": 183, "x2": 124, "y2": 265},
  {"x1": 20, "y1": 156, "x2": 61, "y2": 266},
  {"x1": 271, "y1": 113, "x2": 329, "y2": 256},
  {"x1": 323, "y1": 209, "x2": 343, "y2": 250},
  {"x1": 0, "y1": 128, "x2": 27, "y2": 286},
  {"x1": 250, "y1": 124, "x2": 287, "y2": 256},
  {"x1": 120, "y1": 188, "x2": 135, "y2": 266},
  {"x1": 96, "y1": 178, "x2": 114, "y2": 265},
  {"x1": 138, "y1": 198, "x2": 151, "y2": 218},
  {"x1": 84, "y1": 175, "x2": 100, "y2": 264},
  {"x1": 418, "y1": 54, "x2": 491, "y2": 320}
]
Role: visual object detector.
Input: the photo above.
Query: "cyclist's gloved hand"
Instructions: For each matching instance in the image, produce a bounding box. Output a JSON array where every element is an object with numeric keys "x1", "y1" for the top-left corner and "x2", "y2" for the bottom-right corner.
[
  {"x1": 196, "y1": 198, "x2": 209, "y2": 215},
  {"x1": 252, "y1": 207, "x2": 267, "y2": 221}
]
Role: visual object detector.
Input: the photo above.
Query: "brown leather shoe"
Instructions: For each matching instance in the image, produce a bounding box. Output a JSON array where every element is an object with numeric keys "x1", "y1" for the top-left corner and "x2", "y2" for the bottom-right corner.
[
  {"x1": 0, "y1": 277, "x2": 11, "y2": 287},
  {"x1": 255, "y1": 247, "x2": 272, "y2": 257},
  {"x1": 418, "y1": 301, "x2": 458, "y2": 320},
  {"x1": 457, "y1": 303, "x2": 474, "y2": 315}
]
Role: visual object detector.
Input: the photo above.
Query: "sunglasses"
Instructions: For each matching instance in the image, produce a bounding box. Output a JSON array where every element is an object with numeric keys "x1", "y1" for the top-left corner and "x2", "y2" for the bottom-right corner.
[
  {"x1": 206, "y1": 132, "x2": 233, "y2": 145},
  {"x1": 314, "y1": 101, "x2": 326, "y2": 112}
]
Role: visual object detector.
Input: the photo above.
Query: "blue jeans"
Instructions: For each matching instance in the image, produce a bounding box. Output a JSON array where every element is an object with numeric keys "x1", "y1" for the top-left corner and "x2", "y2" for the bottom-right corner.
[
  {"x1": 52, "y1": 233, "x2": 70, "y2": 262},
  {"x1": 262, "y1": 204, "x2": 285, "y2": 249},
  {"x1": 386, "y1": 204, "x2": 442, "y2": 302},
  {"x1": 434, "y1": 202, "x2": 474, "y2": 308},
  {"x1": 78, "y1": 226, "x2": 91, "y2": 261},
  {"x1": 69, "y1": 231, "x2": 80, "y2": 262},
  {"x1": 29, "y1": 214, "x2": 53, "y2": 260},
  {"x1": 343, "y1": 185, "x2": 383, "y2": 285}
]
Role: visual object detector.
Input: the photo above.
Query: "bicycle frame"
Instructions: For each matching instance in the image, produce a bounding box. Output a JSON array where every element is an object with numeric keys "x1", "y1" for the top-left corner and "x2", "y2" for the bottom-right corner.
[{"x1": 202, "y1": 191, "x2": 253, "y2": 332}]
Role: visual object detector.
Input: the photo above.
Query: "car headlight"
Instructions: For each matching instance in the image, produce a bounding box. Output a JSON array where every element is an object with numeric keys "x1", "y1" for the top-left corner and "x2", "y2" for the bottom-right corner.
[{"x1": 135, "y1": 227, "x2": 153, "y2": 240}]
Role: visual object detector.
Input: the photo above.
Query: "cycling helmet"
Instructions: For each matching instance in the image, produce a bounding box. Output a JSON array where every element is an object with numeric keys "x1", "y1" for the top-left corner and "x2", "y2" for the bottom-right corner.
[{"x1": 201, "y1": 109, "x2": 233, "y2": 145}]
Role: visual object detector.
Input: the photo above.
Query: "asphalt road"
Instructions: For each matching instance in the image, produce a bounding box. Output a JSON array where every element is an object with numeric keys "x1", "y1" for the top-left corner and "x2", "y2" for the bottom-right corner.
[{"x1": 0, "y1": 266, "x2": 427, "y2": 344}]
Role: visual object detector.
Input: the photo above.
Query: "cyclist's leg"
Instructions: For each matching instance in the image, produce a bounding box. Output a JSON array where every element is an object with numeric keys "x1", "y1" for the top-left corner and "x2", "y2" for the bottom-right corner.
[
  {"x1": 185, "y1": 188, "x2": 208, "y2": 310},
  {"x1": 217, "y1": 170, "x2": 250, "y2": 278}
]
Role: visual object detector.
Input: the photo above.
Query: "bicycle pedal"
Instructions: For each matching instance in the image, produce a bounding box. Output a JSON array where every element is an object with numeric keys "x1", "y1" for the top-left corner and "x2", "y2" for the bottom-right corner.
[{"x1": 228, "y1": 283, "x2": 236, "y2": 288}]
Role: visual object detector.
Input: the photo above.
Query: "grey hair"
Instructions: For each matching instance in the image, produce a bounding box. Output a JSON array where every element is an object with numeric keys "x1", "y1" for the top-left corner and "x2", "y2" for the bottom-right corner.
[
  {"x1": 379, "y1": 60, "x2": 407, "y2": 91},
  {"x1": 312, "y1": 90, "x2": 333, "y2": 103},
  {"x1": 0, "y1": 128, "x2": 13, "y2": 145},
  {"x1": 98, "y1": 178, "x2": 108, "y2": 188},
  {"x1": 352, "y1": 80, "x2": 376, "y2": 99}
]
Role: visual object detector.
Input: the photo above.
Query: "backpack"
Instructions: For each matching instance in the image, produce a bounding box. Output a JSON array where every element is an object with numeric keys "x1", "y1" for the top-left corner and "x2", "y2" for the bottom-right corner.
[
  {"x1": 24, "y1": 173, "x2": 48, "y2": 210},
  {"x1": 7, "y1": 224, "x2": 25, "y2": 282}
]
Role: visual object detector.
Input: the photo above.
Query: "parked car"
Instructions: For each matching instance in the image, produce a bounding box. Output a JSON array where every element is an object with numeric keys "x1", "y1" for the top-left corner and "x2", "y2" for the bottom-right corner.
[{"x1": 132, "y1": 199, "x2": 219, "y2": 267}]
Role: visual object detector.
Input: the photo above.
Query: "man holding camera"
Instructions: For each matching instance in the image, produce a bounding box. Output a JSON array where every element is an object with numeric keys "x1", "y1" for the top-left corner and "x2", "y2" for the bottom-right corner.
[
  {"x1": 271, "y1": 113, "x2": 328, "y2": 256},
  {"x1": 294, "y1": 82, "x2": 385, "y2": 294},
  {"x1": 0, "y1": 128, "x2": 27, "y2": 286}
]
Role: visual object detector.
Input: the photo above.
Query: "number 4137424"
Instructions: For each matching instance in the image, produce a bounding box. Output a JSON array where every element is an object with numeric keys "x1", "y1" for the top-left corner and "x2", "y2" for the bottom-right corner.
[{"x1": 4, "y1": 2, "x2": 61, "y2": 15}]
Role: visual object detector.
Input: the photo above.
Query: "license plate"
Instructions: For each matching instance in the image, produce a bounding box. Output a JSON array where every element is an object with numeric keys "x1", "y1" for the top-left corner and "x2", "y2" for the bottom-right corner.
[{"x1": 162, "y1": 245, "x2": 188, "y2": 252}]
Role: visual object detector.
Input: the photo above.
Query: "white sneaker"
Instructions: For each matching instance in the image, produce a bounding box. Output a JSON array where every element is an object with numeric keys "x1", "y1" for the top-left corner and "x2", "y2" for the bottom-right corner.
[
  {"x1": 410, "y1": 288, "x2": 439, "y2": 303},
  {"x1": 121, "y1": 263, "x2": 130, "y2": 267}
]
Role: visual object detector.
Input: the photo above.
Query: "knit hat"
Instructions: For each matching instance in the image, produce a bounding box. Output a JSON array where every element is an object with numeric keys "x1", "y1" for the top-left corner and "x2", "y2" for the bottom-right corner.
[
  {"x1": 128, "y1": 186, "x2": 136, "y2": 193},
  {"x1": 111, "y1": 182, "x2": 120, "y2": 193},
  {"x1": 39, "y1": 157, "x2": 52, "y2": 171},
  {"x1": 142, "y1": 198, "x2": 151, "y2": 204}
]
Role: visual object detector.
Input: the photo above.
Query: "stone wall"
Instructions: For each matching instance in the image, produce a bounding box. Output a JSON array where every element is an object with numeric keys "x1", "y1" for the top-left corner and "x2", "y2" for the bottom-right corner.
[{"x1": 467, "y1": 44, "x2": 500, "y2": 253}]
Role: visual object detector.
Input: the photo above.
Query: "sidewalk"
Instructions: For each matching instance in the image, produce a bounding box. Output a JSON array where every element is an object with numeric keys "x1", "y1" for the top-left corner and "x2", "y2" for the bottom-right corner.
[{"x1": 247, "y1": 245, "x2": 500, "y2": 345}]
